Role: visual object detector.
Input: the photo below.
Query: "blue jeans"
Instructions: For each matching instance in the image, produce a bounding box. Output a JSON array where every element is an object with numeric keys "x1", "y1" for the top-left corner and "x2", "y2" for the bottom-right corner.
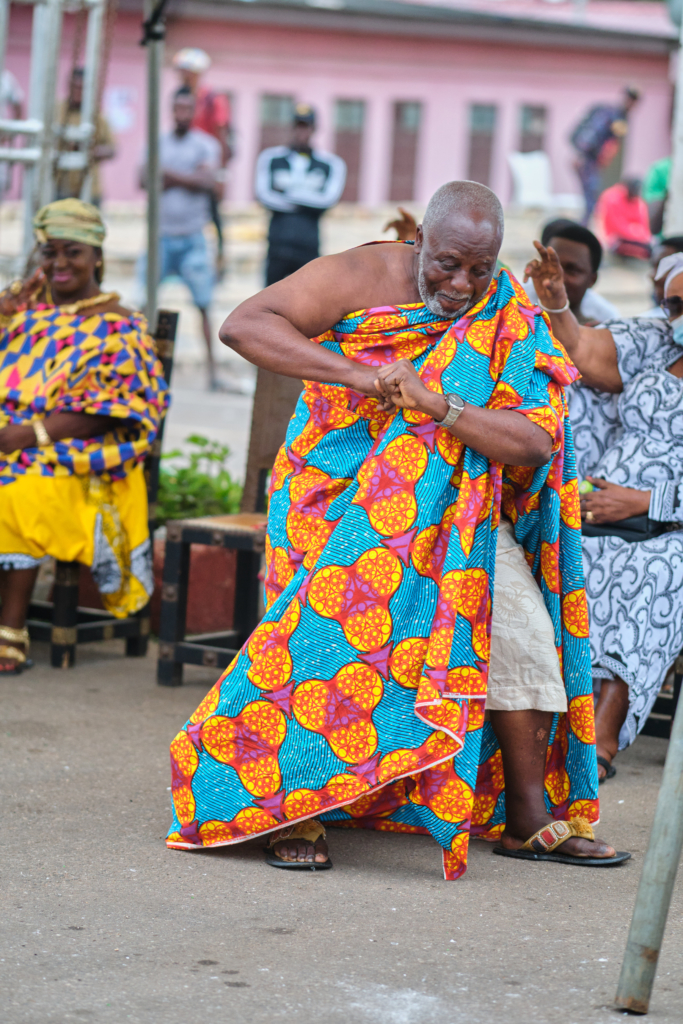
[
  {"x1": 576, "y1": 158, "x2": 601, "y2": 224},
  {"x1": 138, "y1": 232, "x2": 214, "y2": 309}
]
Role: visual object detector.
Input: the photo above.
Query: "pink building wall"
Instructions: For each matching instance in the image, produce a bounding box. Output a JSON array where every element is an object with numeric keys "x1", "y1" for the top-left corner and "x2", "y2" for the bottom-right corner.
[{"x1": 5, "y1": 4, "x2": 674, "y2": 206}]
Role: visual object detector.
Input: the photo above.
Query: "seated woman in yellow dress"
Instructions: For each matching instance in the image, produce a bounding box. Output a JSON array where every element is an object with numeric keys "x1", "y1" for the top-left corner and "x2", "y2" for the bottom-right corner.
[{"x1": 0, "y1": 199, "x2": 169, "y2": 672}]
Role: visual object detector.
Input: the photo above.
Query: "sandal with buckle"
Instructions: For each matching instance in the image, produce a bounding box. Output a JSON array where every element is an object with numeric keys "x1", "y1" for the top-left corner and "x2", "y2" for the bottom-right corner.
[
  {"x1": 265, "y1": 818, "x2": 333, "y2": 871},
  {"x1": 0, "y1": 625, "x2": 30, "y2": 675},
  {"x1": 492, "y1": 817, "x2": 631, "y2": 867}
]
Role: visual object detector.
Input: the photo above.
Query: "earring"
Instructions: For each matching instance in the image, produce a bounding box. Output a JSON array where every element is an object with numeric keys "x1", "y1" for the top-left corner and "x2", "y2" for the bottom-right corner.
[{"x1": 96, "y1": 260, "x2": 103, "y2": 266}]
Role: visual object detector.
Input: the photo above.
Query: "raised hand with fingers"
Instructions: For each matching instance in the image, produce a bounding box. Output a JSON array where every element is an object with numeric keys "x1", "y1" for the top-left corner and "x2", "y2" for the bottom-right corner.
[
  {"x1": 382, "y1": 207, "x2": 418, "y2": 242},
  {"x1": 524, "y1": 241, "x2": 569, "y2": 313}
]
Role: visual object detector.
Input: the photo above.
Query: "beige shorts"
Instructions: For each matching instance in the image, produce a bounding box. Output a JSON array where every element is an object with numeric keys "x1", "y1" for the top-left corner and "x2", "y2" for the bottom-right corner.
[{"x1": 485, "y1": 517, "x2": 567, "y2": 713}]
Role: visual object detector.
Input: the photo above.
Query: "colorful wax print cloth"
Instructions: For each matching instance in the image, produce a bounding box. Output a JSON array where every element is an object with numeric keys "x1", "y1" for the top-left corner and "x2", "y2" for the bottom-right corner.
[
  {"x1": 168, "y1": 270, "x2": 598, "y2": 880},
  {"x1": 0, "y1": 306, "x2": 169, "y2": 615},
  {"x1": 569, "y1": 317, "x2": 683, "y2": 748}
]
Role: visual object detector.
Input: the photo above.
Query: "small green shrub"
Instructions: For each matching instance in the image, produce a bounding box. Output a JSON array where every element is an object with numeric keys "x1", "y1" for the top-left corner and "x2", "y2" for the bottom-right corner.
[{"x1": 157, "y1": 434, "x2": 243, "y2": 524}]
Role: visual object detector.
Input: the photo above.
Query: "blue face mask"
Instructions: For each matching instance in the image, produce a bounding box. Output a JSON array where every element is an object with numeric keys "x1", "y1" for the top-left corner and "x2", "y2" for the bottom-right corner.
[{"x1": 672, "y1": 314, "x2": 683, "y2": 347}]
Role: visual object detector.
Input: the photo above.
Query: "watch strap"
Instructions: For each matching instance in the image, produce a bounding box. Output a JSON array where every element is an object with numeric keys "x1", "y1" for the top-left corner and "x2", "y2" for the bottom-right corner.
[{"x1": 436, "y1": 393, "x2": 466, "y2": 429}]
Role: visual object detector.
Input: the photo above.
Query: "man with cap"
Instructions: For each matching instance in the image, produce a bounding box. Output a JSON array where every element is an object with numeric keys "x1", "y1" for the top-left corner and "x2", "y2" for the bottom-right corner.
[
  {"x1": 255, "y1": 104, "x2": 346, "y2": 285},
  {"x1": 173, "y1": 48, "x2": 231, "y2": 275},
  {"x1": 524, "y1": 218, "x2": 618, "y2": 325}
]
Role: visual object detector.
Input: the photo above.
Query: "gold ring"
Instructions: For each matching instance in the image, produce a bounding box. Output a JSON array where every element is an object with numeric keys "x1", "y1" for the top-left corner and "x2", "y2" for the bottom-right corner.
[{"x1": 586, "y1": 510, "x2": 594, "y2": 522}]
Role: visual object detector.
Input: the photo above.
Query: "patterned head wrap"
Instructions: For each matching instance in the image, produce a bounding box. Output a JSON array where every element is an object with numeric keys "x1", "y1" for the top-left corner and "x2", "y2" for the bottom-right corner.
[
  {"x1": 655, "y1": 252, "x2": 683, "y2": 296},
  {"x1": 33, "y1": 199, "x2": 106, "y2": 248}
]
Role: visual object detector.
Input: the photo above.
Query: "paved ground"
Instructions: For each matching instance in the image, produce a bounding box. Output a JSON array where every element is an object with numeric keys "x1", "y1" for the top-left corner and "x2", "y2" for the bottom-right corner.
[{"x1": 2, "y1": 641, "x2": 682, "y2": 1024}]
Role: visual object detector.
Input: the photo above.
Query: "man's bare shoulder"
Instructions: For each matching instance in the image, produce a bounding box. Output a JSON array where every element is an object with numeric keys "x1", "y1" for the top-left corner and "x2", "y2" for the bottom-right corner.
[{"x1": 261, "y1": 242, "x2": 419, "y2": 335}]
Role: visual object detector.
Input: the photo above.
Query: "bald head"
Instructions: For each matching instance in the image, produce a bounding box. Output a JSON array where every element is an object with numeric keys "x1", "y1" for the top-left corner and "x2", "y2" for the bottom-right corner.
[
  {"x1": 414, "y1": 181, "x2": 504, "y2": 319},
  {"x1": 422, "y1": 180, "x2": 504, "y2": 243}
]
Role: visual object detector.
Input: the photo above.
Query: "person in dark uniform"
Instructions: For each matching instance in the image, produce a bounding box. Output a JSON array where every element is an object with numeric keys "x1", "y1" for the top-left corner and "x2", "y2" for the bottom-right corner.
[{"x1": 255, "y1": 104, "x2": 346, "y2": 285}]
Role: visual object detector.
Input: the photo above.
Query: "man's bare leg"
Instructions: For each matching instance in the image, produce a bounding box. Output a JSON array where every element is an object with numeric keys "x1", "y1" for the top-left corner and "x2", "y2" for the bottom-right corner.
[
  {"x1": 0, "y1": 566, "x2": 38, "y2": 671},
  {"x1": 199, "y1": 307, "x2": 217, "y2": 388},
  {"x1": 490, "y1": 708, "x2": 616, "y2": 858},
  {"x1": 594, "y1": 678, "x2": 629, "y2": 780}
]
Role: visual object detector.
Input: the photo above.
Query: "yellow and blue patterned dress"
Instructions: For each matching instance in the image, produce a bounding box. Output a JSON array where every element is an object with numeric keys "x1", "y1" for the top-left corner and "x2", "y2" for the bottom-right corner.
[
  {"x1": 168, "y1": 270, "x2": 598, "y2": 880},
  {"x1": 0, "y1": 303, "x2": 169, "y2": 617}
]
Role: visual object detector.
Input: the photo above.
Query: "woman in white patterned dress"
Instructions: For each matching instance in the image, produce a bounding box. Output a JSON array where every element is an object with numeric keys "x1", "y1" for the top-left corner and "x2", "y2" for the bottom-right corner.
[{"x1": 525, "y1": 245, "x2": 683, "y2": 780}]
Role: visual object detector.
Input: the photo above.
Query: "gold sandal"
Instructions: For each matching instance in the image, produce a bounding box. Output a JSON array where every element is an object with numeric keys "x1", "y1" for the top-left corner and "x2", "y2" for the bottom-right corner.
[
  {"x1": 492, "y1": 817, "x2": 631, "y2": 866},
  {"x1": 265, "y1": 819, "x2": 332, "y2": 871},
  {"x1": 0, "y1": 625, "x2": 30, "y2": 674}
]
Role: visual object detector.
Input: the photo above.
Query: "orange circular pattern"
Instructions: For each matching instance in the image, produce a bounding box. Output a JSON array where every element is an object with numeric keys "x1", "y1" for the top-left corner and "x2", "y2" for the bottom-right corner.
[
  {"x1": 283, "y1": 789, "x2": 322, "y2": 820},
  {"x1": 200, "y1": 716, "x2": 237, "y2": 764},
  {"x1": 472, "y1": 620, "x2": 490, "y2": 661},
  {"x1": 199, "y1": 820, "x2": 237, "y2": 844},
  {"x1": 172, "y1": 784, "x2": 196, "y2": 826},
  {"x1": 541, "y1": 542, "x2": 560, "y2": 594},
  {"x1": 325, "y1": 773, "x2": 369, "y2": 803},
  {"x1": 345, "y1": 604, "x2": 392, "y2": 651},
  {"x1": 247, "y1": 644, "x2": 293, "y2": 691},
  {"x1": 330, "y1": 718, "x2": 378, "y2": 763},
  {"x1": 170, "y1": 730, "x2": 199, "y2": 777},
  {"x1": 292, "y1": 680, "x2": 329, "y2": 731},
  {"x1": 309, "y1": 566, "x2": 351, "y2": 618},
  {"x1": 563, "y1": 589, "x2": 590, "y2": 638},
  {"x1": 357, "y1": 547, "x2": 403, "y2": 596},
  {"x1": 241, "y1": 702, "x2": 287, "y2": 746},
  {"x1": 235, "y1": 807, "x2": 279, "y2": 833},
  {"x1": 458, "y1": 568, "x2": 489, "y2": 620},
  {"x1": 426, "y1": 625, "x2": 454, "y2": 669},
  {"x1": 466, "y1": 318, "x2": 497, "y2": 356},
  {"x1": 560, "y1": 480, "x2": 581, "y2": 529},
  {"x1": 568, "y1": 694, "x2": 596, "y2": 744},
  {"x1": 430, "y1": 776, "x2": 474, "y2": 823},
  {"x1": 382, "y1": 434, "x2": 429, "y2": 483},
  {"x1": 544, "y1": 766, "x2": 570, "y2": 805},
  {"x1": 237, "y1": 753, "x2": 282, "y2": 797},
  {"x1": 390, "y1": 636, "x2": 429, "y2": 688},
  {"x1": 411, "y1": 525, "x2": 439, "y2": 576},
  {"x1": 447, "y1": 665, "x2": 486, "y2": 696},
  {"x1": 335, "y1": 663, "x2": 384, "y2": 710},
  {"x1": 368, "y1": 490, "x2": 417, "y2": 536},
  {"x1": 378, "y1": 749, "x2": 420, "y2": 782},
  {"x1": 466, "y1": 700, "x2": 485, "y2": 731},
  {"x1": 568, "y1": 799, "x2": 599, "y2": 824},
  {"x1": 189, "y1": 685, "x2": 221, "y2": 725}
]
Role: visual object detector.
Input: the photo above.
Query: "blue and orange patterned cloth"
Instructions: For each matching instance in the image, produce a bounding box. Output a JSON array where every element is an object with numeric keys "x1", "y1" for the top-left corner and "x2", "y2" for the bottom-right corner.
[
  {"x1": 0, "y1": 304, "x2": 169, "y2": 616},
  {"x1": 167, "y1": 269, "x2": 599, "y2": 880}
]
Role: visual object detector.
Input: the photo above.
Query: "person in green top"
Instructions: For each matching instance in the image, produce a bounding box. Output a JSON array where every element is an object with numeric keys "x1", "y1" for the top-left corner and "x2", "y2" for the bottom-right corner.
[{"x1": 643, "y1": 155, "x2": 672, "y2": 236}]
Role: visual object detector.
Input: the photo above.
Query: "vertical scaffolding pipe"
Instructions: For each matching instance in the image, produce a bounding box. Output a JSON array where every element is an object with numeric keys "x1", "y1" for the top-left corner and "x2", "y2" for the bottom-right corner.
[
  {"x1": 22, "y1": 0, "x2": 49, "y2": 257},
  {"x1": 0, "y1": 0, "x2": 9, "y2": 86},
  {"x1": 666, "y1": 13, "x2": 683, "y2": 234},
  {"x1": 80, "y1": 0, "x2": 105, "y2": 204},
  {"x1": 614, "y1": 693, "x2": 683, "y2": 1013},
  {"x1": 144, "y1": 0, "x2": 164, "y2": 326},
  {"x1": 36, "y1": 0, "x2": 64, "y2": 208}
]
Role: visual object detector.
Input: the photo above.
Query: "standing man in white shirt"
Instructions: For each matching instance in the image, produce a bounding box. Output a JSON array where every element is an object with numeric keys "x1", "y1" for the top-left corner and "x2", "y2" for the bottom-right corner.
[
  {"x1": 140, "y1": 87, "x2": 222, "y2": 389},
  {"x1": 255, "y1": 104, "x2": 346, "y2": 285}
]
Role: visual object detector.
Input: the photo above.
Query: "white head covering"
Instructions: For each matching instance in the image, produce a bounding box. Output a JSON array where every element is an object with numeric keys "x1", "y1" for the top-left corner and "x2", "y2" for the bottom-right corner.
[
  {"x1": 172, "y1": 48, "x2": 211, "y2": 74},
  {"x1": 655, "y1": 252, "x2": 683, "y2": 296}
]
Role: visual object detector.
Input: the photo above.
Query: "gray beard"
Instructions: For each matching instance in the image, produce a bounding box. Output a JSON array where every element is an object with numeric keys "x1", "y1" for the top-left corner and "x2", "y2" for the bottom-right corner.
[{"x1": 417, "y1": 255, "x2": 475, "y2": 320}]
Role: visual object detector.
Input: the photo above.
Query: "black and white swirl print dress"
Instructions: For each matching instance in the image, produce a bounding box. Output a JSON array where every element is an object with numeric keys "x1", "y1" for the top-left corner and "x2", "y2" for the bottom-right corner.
[{"x1": 568, "y1": 317, "x2": 683, "y2": 749}]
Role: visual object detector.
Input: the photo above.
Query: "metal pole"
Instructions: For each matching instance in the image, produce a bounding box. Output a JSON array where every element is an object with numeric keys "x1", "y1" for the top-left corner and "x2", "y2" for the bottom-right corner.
[
  {"x1": 0, "y1": 0, "x2": 10, "y2": 87},
  {"x1": 665, "y1": 15, "x2": 683, "y2": 235},
  {"x1": 79, "y1": 0, "x2": 105, "y2": 203},
  {"x1": 22, "y1": 0, "x2": 49, "y2": 259},
  {"x1": 614, "y1": 694, "x2": 683, "y2": 1013},
  {"x1": 143, "y1": 0, "x2": 164, "y2": 326},
  {"x1": 36, "y1": 0, "x2": 64, "y2": 208}
]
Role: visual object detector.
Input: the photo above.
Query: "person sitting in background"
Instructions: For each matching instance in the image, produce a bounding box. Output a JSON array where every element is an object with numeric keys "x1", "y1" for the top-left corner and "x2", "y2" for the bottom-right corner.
[
  {"x1": 640, "y1": 236, "x2": 683, "y2": 318},
  {"x1": 0, "y1": 199, "x2": 168, "y2": 673},
  {"x1": 172, "y1": 48, "x2": 231, "y2": 278},
  {"x1": 55, "y1": 67, "x2": 116, "y2": 207},
  {"x1": 595, "y1": 178, "x2": 651, "y2": 261},
  {"x1": 525, "y1": 242, "x2": 683, "y2": 781},
  {"x1": 140, "y1": 87, "x2": 222, "y2": 390},
  {"x1": 524, "y1": 219, "x2": 618, "y2": 325}
]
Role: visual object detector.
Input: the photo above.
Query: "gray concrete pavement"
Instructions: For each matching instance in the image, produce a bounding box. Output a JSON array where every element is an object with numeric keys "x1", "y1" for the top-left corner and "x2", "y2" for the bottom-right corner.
[{"x1": 2, "y1": 641, "x2": 682, "y2": 1023}]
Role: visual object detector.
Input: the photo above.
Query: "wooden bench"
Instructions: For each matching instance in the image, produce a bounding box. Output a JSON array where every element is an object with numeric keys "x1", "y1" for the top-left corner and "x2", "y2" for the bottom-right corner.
[{"x1": 156, "y1": 512, "x2": 267, "y2": 686}]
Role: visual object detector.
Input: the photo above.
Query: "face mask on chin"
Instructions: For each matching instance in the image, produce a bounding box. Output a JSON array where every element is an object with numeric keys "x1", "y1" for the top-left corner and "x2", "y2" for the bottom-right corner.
[{"x1": 671, "y1": 314, "x2": 683, "y2": 346}]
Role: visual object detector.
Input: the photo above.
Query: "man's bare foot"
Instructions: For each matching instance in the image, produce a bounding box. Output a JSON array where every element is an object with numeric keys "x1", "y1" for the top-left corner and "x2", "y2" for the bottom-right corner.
[
  {"x1": 272, "y1": 836, "x2": 329, "y2": 864},
  {"x1": 501, "y1": 812, "x2": 616, "y2": 859}
]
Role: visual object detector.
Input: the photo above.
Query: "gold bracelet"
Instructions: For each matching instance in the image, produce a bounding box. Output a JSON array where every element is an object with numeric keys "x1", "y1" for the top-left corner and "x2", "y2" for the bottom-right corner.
[{"x1": 32, "y1": 418, "x2": 51, "y2": 447}]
